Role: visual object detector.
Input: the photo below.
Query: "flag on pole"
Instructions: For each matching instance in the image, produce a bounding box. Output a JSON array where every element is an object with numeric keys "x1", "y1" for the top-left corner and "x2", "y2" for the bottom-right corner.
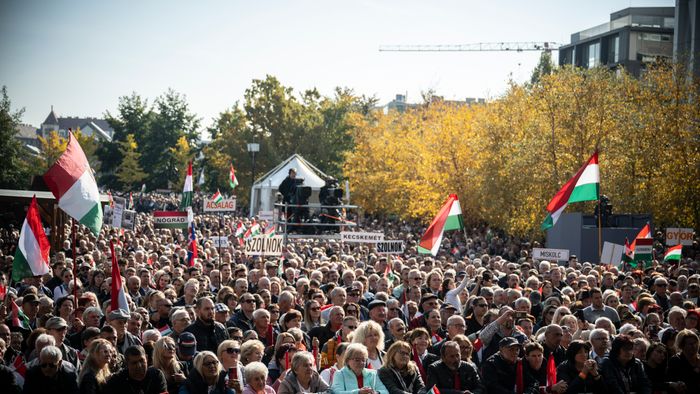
[
  {"x1": 198, "y1": 168, "x2": 205, "y2": 186},
  {"x1": 664, "y1": 244, "x2": 682, "y2": 262},
  {"x1": 264, "y1": 222, "x2": 276, "y2": 237},
  {"x1": 211, "y1": 189, "x2": 224, "y2": 204},
  {"x1": 128, "y1": 192, "x2": 134, "y2": 210},
  {"x1": 417, "y1": 194, "x2": 464, "y2": 256},
  {"x1": 244, "y1": 220, "x2": 261, "y2": 240},
  {"x1": 229, "y1": 164, "x2": 239, "y2": 190},
  {"x1": 43, "y1": 131, "x2": 103, "y2": 235},
  {"x1": 180, "y1": 161, "x2": 193, "y2": 209},
  {"x1": 12, "y1": 196, "x2": 51, "y2": 282},
  {"x1": 623, "y1": 238, "x2": 633, "y2": 263},
  {"x1": 541, "y1": 152, "x2": 599, "y2": 230},
  {"x1": 110, "y1": 241, "x2": 129, "y2": 313},
  {"x1": 633, "y1": 237, "x2": 654, "y2": 268},
  {"x1": 10, "y1": 298, "x2": 30, "y2": 330},
  {"x1": 188, "y1": 219, "x2": 198, "y2": 267},
  {"x1": 426, "y1": 385, "x2": 441, "y2": 394},
  {"x1": 629, "y1": 224, "x2": 651, "y2": 252}
]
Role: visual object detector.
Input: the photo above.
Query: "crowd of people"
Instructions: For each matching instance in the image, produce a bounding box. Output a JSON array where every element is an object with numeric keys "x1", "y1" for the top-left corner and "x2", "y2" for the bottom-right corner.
[{"x1": 0, "y1": 191, "x2": 698, "y2": 394}]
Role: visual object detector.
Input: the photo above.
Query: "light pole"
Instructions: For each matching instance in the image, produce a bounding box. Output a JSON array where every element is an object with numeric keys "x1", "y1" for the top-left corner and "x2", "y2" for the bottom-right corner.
[{"x1": 246, "y1": 142, "x2": 260, "y2": 186}]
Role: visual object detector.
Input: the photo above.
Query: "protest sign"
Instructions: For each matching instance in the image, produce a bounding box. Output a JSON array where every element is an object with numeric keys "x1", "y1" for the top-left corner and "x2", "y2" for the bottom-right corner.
[
  {"x1": 340, "y1": 231, "x2": 384, "y2": 243},
  {"x1": 666, "y1": 228, "x2": 694, "y2": 246},
  {"x1": 203, "y1": 198, "x2": 237, "y2": 212},
  {"x1": 532, "y1": 248, "x2": 570, "y2": 262},
  {"x1": 153, "y1": 211, "x2": 188, "y2": 229},
  {"x1": 245, "y1": 235, "x2": 284, "y2": 256},
  {"x1": 376, "y1": 240, "x2": 405, "y2": 255},
  {"x1": 210, "y1": 236, "x2": 229, "y2": 248}
]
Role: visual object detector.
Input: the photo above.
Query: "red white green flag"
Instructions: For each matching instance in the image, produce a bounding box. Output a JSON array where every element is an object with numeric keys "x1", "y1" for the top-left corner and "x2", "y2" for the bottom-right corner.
[
  {"x1": 229, "y1": 164, "x2": 239, "y2": 190},
  {"x1": 541, "y1": 151, "x2": 599, "y2": 230},
  {"x1": 180, "y1": 162, "x2": 193, "y2": 209},
  {"x1": 417, "y1": 194, "x2": 464, "y2": 256},
  {"x1": 11, "y1": 298, "x2": 30, "y2": 330},
  {"x1": 244, "y1": 219, "x2": 261, "y2": 240},
  {"x1": 664, "y1": 245, "x2": 682, "y2": 262},
  {"x1": 43, "y1": 131, "x2": 103, "y2": 235},
  {"x1": 629, "y1": 224, "x2": 651, "y2": 253},
  {"x1": 12, "y1": 196, "x2": 50, "y2": 282},
  {"x1": 211, "y1": 189, "x2": 223, "y2": 204}
]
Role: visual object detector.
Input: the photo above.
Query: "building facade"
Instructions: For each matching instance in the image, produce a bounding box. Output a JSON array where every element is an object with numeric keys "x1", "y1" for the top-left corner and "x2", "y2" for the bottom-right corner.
[{"x1": 39, "y1": 106, "x2": 114, "y2": 142}]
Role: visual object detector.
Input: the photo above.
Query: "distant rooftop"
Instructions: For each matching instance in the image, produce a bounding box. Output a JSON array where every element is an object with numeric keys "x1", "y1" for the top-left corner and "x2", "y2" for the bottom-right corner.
[{"x1": 571, "y1": 7, "x2": 675, "y2": 44}]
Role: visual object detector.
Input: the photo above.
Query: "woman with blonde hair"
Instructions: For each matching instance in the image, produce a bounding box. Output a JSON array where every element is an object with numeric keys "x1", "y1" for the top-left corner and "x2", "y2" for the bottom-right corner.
[
  {"x1": 378, "y1": 341, "x2": 424, "y2": 394},
  {"x1": 330, "y1": 343, "x2": 389, "y2": 394},
  {"x1": 352, "y1": 321, "x2": 385, "y2": 369},
  {"x1": 78, "y1": 338, "x2": 113, "y2": 394},
  {"x1": 240, "y1": 339, "x2": 264, "y2": 365},
  {"x1": 180, "y1": 351, "x2": 238, "y2": 394},
  {"x1": 152, "y1": 336, "x2": 187, "y2": 394},
  {"x1": 217, "y1": 339, "x2": 245, "y2": 390}
]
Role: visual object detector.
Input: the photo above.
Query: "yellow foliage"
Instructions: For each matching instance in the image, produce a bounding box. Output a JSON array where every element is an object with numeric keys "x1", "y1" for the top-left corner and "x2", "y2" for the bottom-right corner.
[
  {"x1": 345, "y1": 64, "x2": 700, "y2": 236},
  {"x1": 170, "y1": 136, "x2": 191, "y2": 191},
  {"x1": 38, "y1": 131, "x2": 67, "y2": 171}
]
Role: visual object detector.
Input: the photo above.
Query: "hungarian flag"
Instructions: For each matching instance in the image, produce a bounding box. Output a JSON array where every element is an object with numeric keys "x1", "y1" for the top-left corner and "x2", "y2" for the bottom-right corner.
[
  {"x1": 128, "y1": 192, "x2": 134, "y2": 209},
  {"x1": 229, "y1": 164, "x2": 239, "y2": 190},
  {"x1": 211, "y1": 189, "x2": 223, "y2": 204},
  {"x1": 110, "y1": 240, "x2": 129, "y2": 312},
  {"x1": 11, "y1": 298, "x2": 30, "y2": 330},
  {"x1": 541, "y1": 151, "x2": 599, "y2": 230},
  {"x1": 426, "y1": 385, "x2": 441, "y2": 394},
  {"x1": 11, "y1": 353, "x2": 26, "y2": 378},
  {"x1": 623, "y1": 238, "x2": 633, "y2": 263},
  {"x1": 188, "y1": 219, "x2": 198, "y2": 266},
  {"x1": 12, "y1": 196, "x2": 50, "y2": 282},
  {"x1": 417, "y1": 194, "x2": 464, "y2": 256},
  {"x1": 180, "y1": 161, "x2": 193, "y2": 209},
  {"x1": 629, "y1": 224, "x2": 651, "y2": 252},
  {"x1": 264, "y1": 222, "x2": 276, "y2": 237},
  {"x1": 664, "y1": 244, "x2": 682, "y2": 262},
  {"x1": 43, "y1": 131, "x2": 103, "y2": 235},
  {"x1": 633, "y1": 237, "x2": 654, "y2": 268},
  {"x1": 234, "y1": 221, "x2": 246, "y2": 245},
  {"x1": 244, "y1": 220, "x2": 261, "y2": 240}
]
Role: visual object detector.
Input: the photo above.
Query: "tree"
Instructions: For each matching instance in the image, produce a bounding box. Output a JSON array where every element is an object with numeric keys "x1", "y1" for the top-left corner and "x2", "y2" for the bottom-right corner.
[
  {"x1": 38, "y1": 131, "x2": 67, "y2": 171},
  {"x1": 170, "y1": 136, "x2": 192, "y2": 191},
  {"x1": 0, "y1": 86, "x2": 32, "y2": 189},
  {"x1": 73, "y1": 128, "x2": 100, "y2": 172},
  {"x1": 529, "y1": 51, "x2": 555, "y2": 86},
  {"x1": 115, "y1": 134, "x2": 146, "y2": 191}
]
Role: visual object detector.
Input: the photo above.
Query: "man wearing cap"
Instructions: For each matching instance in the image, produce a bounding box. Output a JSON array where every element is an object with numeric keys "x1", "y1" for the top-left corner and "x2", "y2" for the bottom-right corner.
[
  {"x1": 653, "y1": 277, "x2": 671, "y2": 312},
  {"x1": 108, "y1": 309, "x2": 142, "y2": 354},
  {"x1": 409, "y1": 294, "x2": 439, "y2": 329},
  {"x1": 177, "y1": 332, "x2": 197, "y2": 371},
  {"x1": 481, "y1": 337, "x2": 521, "y2": 394},
  {"x1": 214, "y1": 303, "x2": 230, "y2": 325},
  {"x1": 45, "y1": 316, "x2": 80, "y2": 370},
  {"x1": 184, "y1": 297, "x2": 228, "y2": 353},
  {"x1": 6, "y1": 294, "x2": 40, "y2": 343},
  {"x1": 368, "y1": 299, "x2": 388, "y2": 327},
  {"x1": 430, "y1": 315, "x2": 467, "y2": 356},
  {"x1": 426, "y1": 340, "x2": 484, "y2": 394}
]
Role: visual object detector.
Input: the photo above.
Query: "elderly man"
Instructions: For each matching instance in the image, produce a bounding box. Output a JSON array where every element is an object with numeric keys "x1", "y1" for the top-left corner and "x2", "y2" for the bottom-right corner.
[
  {"x1": 228, "y1": 292, "x2": 255, "y2": 331},
  {"x1": 45, "y1": 317, "x2": 80, "y2": 369},
  {"x1": 184, "y1": 297, "x2": 228, "y2": 352},
  {"x1": 309, "y1": 306, "x2": 345, "y2": 348},
  {"x1": 108, "y1": 309, "x2": 142, "y2": 354},
  {"x1": 385, "y1": 318, "x2": 407, "y2": 349},
  {"x1": 478, "y1": 307, "x2": 527, "y2": 363},
  {"x1": 540, "y1": 323, "x2": 566, "y2": 366},
  {"x1": 169, "y1": 308, "x2": 192, "y2": 340},
  {"x1": 426, "y1": 341, "x2": 484, "y2": 394},
  {"x1": 322, "y1": 287, "x2": 347, "y2": 321},
  {"x1": 7, "y1": 293, "x2": 39, "y2": 341},
  {"x1": 481, "y1": 337, "x2": 521, "y2": 394},
  {"x1": 68, "y1": 306, "x2": 103, "y2": 350},
  {"x1": 104, "y1": 345, "x2": 167, "y2": 394},
  {"x1": 589, "y1": 328, "x2": 610, "y2": 365},
  {"x1": 23, "y1": 345, "x2": 78, "y2": 394},
  {"x1": 431, "y1": 315, "x2": 467, "y2": 355},
  {"x1": 252, "y1": 309, "x2": 276, "y2": 347}
]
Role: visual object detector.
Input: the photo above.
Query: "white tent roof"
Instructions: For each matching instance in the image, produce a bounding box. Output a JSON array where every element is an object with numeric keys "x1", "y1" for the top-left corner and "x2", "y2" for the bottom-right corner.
[{"x1": 253, "y1": 154, "x2": 329, "y2": 189}]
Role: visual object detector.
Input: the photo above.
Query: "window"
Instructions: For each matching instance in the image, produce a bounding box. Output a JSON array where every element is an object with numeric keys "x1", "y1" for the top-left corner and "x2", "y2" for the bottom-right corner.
[
  {"x1": 588, "y1": 42, "x2": 600, "y2": 68},
  {"x1": 609, "y1": 35, "x2": 620, "y2": 63}
]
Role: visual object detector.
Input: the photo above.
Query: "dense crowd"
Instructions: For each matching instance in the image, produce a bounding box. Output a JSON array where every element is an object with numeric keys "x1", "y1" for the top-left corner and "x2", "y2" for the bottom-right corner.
[{"x1": 0, "y1": 191, "x2": 698, "y2": 394}]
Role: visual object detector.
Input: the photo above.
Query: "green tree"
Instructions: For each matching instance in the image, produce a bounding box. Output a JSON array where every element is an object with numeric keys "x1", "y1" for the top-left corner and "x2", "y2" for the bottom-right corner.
[
  {"x1": 529, "y1": 51, "x2": 555, "y2": 86},
  {"x1": 115, "y1": 134, "x2": 147, "y2": 190},
  {"x1": 99, "y1": 93, "x2": 152, "y2": 188},
  {"x1": 0, "y1": 86, "x2": 32, "y2": 189}
]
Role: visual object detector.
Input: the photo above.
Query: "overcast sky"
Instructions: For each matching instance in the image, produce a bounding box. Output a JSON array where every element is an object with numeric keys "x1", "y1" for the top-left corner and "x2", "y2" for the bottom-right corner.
[{"x1": 0, "y1": 0, "x2": 675, "y2": 133}]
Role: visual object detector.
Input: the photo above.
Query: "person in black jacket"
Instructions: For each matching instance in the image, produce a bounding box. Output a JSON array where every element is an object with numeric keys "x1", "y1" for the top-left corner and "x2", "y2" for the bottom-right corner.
[
  {"x1": 180, "y1": 351, "x2": 236, "y2": 394},
  {"x1": 599, "y1": 335, "x2": 651, "y2": 394},
  {"x1": 426, "y1": 341, "x2": 483, "y2": 394},
  {"x1": 104, "y1": 345, "x2": 168, "y2": 394},
  {"x1": 555, "y1": 340, "x2": 604, "y2": 394},
  {"x1": 480, "y1": 337, "x2": 519, "y2": 394},
  {"x1": 185, "y1": 297, "x2": 229, "y2": 353},
  {"x1": 23, "y1": 345, "x2": 79, "y2": 394},
  {"x1": 378, "y1": 341, "x2": 425, "y2": 394}
]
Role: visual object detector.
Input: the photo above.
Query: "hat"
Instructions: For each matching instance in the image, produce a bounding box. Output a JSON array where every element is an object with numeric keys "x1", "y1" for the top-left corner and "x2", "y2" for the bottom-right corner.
[
  {"x1": 108, "y1": 309, "x2": 130, "y2": 321},
  {"x1": 214, "y1": 303, "x2": 229, "y2": 313},
  {"x1": 498, "y1": 337, "x2": 522, "y2": 348},
  {"x1": 80, "y1": 261, "x2": 92, "y2": 269},
  {"x1": 367, "y1": 300, "x2": 387, "y2": 310},
  {"x1": 456, "y1": 271, "x2": 467, "y2": 278},
  {"x1": 22, "y1": 294, "x2": 40, "y2": 304},
  {"x1": 178, "y1": 332, "x2": 197, "y2": 356},
  {"x1": 45, "y1": 316, "x2": 68, "y2": 330},
  {"x1": 440, "y1": 303, "x2": 457, "y2": 311},
  {"x1": 420, "y1": 294, "x2": 438, "y2": 305}
]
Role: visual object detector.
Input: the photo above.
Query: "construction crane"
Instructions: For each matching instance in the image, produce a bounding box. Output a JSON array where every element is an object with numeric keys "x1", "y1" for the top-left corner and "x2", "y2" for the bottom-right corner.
[{"x1": 379, "y1": 42, "x2": 560, "y2": 53}]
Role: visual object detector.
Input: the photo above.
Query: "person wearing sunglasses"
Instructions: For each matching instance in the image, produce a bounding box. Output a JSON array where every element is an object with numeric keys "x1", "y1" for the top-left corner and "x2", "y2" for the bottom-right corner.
[
  {"x1": 228, "y1": 293, "x2": 256, "y2": 332},
  {"x1": 218, "y1": 340, "x2": 245, "y2": 390},
  {"x1": 23, "y1": 345, "x2": 78, "y2": 394},
  {"x1": 180, "y1": 351, "x2": 239, "y2": 394},
  {"x1": 153, "y1": 336, "x2": 188, "y2": 394}
]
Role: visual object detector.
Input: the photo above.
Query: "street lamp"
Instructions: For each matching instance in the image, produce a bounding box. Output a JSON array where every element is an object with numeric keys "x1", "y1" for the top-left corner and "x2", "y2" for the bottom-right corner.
[{"x1": 246, "y1": 143, "x2": 260, "y2": 186}]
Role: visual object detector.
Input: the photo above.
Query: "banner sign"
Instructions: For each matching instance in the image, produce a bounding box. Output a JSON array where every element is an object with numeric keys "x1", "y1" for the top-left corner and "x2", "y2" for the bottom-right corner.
[
  {"x1": 634, "y1": 237, "x2": 653, "y2": 265},
  {"x1": 103, "y1": 196, "x2": 137, "y2": 230},
  {"x1": 600, "y1": 242, "x2": 625, "y2": 265},
  {"x1": 666, "y1": 228, "x2": 694, "y2": 246},
  {"x1": 210, "y1": 236, "x2": 229, "y2": 248},
  {"x1": 153, "y1": 211, "x2": 189, "y2": 229},
  {"x1": 376, "y1": 240, "x2": 405, "y2": 255},
  {"x1": 245, "y1": 235, "x2": 284, "y2": 256},
  {"x1": 532, "y1": 248, "x2": 570, "y2": 262},
  {"x1": 121, "y1": 209, "x2": 137, "y2": 231},
  {"x1": 203, "y1": 198, "x2": 237, "y2": 212},
  {"x1": 340, "y1": 231, "x2": 384, "y2": 243}
]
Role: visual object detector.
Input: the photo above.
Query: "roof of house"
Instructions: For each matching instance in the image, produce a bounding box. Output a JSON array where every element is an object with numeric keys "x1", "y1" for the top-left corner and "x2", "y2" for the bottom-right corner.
[
  {"x1": 15, "y1": 123, "x2": 38, "y2": 139},
  {"x1": 43, "y1": 107, "x2": 59, "y2": 125}
]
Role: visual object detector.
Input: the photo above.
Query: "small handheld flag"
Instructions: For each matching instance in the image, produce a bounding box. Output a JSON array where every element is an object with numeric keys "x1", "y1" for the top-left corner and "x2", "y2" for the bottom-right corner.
[
  {"x1": 180, "y1": 161, "x2": 193, "y2": 209},
  {"x1": 229, "y1": 164, "x2": 239, "y2": 190},
  {"x1": 12, "y1": 196, "x2": 51, "y2": 282},
  {"x1": 211, "y1": 189, "x2": 224, "y2": 204},
  {"x1": 664, "y1": 245, "x2": 682, "y2": 262},
  {"x1": 418, "y1": 194, "x2": 464, "y2": 256}
]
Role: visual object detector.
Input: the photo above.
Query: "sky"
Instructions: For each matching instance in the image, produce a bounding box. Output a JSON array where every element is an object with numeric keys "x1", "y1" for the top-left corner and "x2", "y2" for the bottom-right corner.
[{"x1": 0, "y1": 0, "x2": 675, "y2": 135}]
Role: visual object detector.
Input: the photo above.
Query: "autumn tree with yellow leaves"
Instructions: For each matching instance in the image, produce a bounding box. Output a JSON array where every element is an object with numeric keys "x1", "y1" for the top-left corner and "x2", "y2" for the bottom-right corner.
[{"x1": 345, "y1": 63, "x2": 700, "y2": 236}]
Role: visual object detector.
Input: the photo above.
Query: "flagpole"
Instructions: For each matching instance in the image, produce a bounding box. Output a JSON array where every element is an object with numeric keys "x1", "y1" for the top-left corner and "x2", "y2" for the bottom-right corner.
[
  {"x1": 71, "y1": 218, "x2": 78, "y2": 310},
  {"x1": 598, "y1": 197, "x2": 602, "y2": 262}
]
